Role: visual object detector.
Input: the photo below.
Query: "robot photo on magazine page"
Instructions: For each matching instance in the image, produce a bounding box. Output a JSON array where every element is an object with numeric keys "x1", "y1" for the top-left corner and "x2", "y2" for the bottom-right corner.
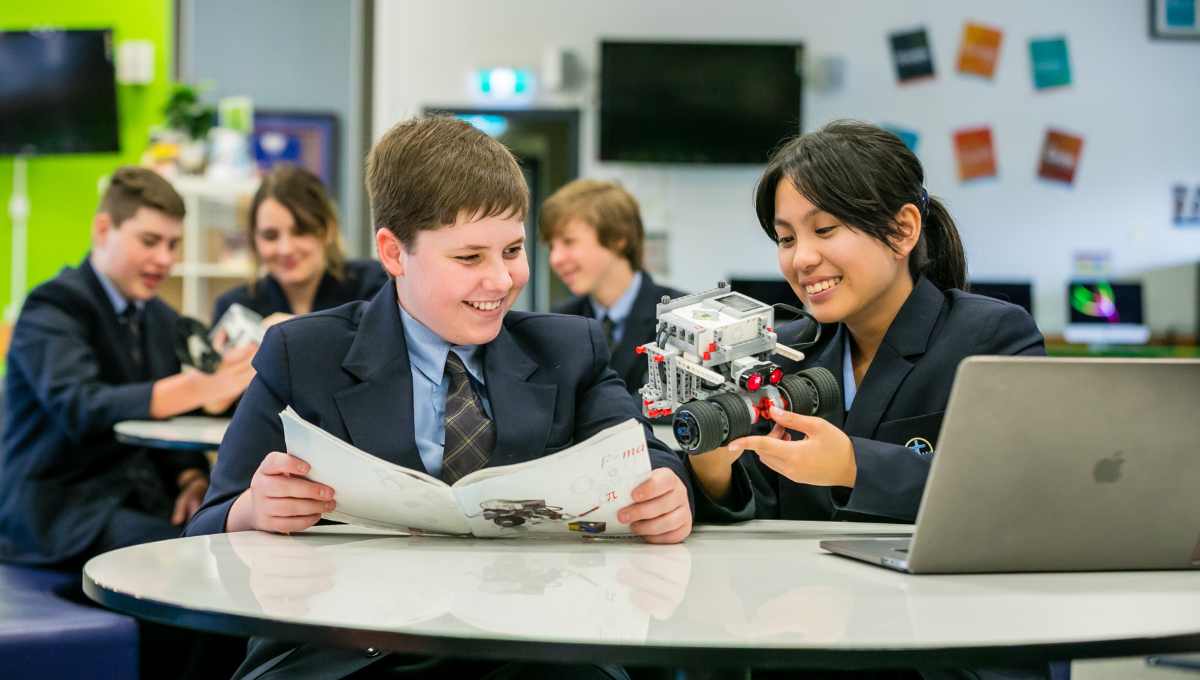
[{"x1": 636, "y1": 281, "x2": 841, "y2": 454}]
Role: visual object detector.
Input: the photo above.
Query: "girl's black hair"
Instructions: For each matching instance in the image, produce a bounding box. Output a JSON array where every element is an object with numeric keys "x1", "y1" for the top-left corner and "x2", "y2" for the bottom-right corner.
[{"x1": 754, "y1": 120, "x2": 967, "y2": 291}]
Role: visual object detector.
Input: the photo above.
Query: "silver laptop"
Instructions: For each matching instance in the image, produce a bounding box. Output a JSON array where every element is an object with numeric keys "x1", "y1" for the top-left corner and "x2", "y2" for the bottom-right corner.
[{"x1": 821, "y1": 357, "x2": 1200, "y2": 573}]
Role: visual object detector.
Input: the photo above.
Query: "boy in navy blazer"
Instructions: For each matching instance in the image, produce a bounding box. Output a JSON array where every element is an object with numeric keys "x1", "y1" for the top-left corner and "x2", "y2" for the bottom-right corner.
[
  {"x1": 0, "y1": 166, "x2": 255, "y2": 567},
  {"x1": 187, "y1": 116, "x2": 693, "y2": 680},
  {"x1": 540, "y1": 179, "x2": 684, "y2": 397}
]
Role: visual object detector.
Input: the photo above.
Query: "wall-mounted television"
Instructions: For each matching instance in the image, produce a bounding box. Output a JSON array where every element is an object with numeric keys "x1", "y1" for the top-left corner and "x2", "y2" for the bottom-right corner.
[
  {"x1": 599, "y1": 41, "x2": 802, "y2": 164},
  {"x1": 0, "y1": 29, "x2": 120, "y2": 155}
]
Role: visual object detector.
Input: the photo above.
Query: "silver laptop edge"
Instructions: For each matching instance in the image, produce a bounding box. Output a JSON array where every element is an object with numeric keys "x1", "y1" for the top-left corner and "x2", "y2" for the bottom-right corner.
[{"x1": 822, "y1": 357, "x2": 1200, "y2": 574}]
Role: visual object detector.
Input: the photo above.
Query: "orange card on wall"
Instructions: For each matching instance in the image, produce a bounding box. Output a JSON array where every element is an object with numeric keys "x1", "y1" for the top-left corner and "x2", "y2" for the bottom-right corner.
[
  {"x1": 957, "y1": 22, "x2": 1003, "y2": 78},
  {"x1": 1037, "y1": 129, "x2": 1084, "y2": 185},
  {"x1": 953, "y1": 127, "x2": 997, "y2": 181}
]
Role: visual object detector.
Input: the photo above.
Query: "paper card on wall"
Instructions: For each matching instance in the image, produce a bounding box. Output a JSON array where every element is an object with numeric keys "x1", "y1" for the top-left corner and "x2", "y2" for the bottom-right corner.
[
  {"x1": 643, "y1": 231, "x2": 670, "y2": 278},
  {"x1": 1072, "y1": 251, "x2": 1111, "y2": 278},
  {"x1": 1174, "y1": 184, "x2": 1200, "y2": 226},
  {"x1": 957, "y1": 22, "x2": 1003, "y2": 78},
  {"x1": 1037, "y1": 129, "x2": 1084, "y2": 185},
  {"x1": 1166, "y1": 0, "x2": 1198, "y2": 28},
  {"x1": 882, "y1": 125, "x2": 920, "y2": 153},
  {"x1": 889, "y1": 28, "x2": 935, "y2": 83},
  {"x1": 953, "y1": 127, "x2": 997, "y2": 181},
  {"x1": 1030, "y1": 37, "x2": 1072, "y2": 90}
]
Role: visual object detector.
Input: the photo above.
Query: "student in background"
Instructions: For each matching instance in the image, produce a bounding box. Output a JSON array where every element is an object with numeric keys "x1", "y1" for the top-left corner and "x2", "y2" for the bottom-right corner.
[
  {"x1": 187, "y1": 116, "x2": 693, "y2": 680},
  {"x1": 212, "y1": 164, "x2": 387, "y2": 328},
  {"x1": 0, "y1": 166, "x2": 251, "y2": 678},
  {"x1": 689, "y1": 121, "x2": 1045, "y2": 525},
  {"x1": 541, "y1": 179, "x2": 684, "y2": 396}
]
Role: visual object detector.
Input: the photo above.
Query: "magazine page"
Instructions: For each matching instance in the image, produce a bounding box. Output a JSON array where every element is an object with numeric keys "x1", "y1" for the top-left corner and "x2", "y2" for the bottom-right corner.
[
  {"x1": 452, "y1": 419, "x2": 652, "y2": 538},
  {"x1": 280, "y1": 407, "x2": 471, "y2": 535}
]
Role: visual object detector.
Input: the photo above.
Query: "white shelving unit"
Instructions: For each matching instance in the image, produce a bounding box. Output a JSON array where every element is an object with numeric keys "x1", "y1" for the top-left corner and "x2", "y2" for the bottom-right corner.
[{"x1": 168, "y1": 175, "x2": 260, "y2": 322}]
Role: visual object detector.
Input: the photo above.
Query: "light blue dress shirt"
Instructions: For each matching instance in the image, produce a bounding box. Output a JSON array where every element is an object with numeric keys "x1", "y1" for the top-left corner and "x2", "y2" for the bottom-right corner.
[
  {"x1": 589, "y1": 271, "x2": 643, "y2": 347},
  {"x1": 398, "y1": 304, "x2": 490, "y2": 478},
  {"x1": 842, "y1": 333, "x2": 857, "y2": 413},
  {"x1": 93, "y1": 265, "x2": 143, "y2": 317}
]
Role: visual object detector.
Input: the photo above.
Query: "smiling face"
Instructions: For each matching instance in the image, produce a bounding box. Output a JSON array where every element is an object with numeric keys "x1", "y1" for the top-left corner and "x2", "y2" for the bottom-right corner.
[
  {"x1": 547, "y1": 218, "x2": 628, "y2": 298},
  {"x1": 379, "y1": 213, "x2": 529, "y2": 346},
  {"x1": 773, "y1": 178, "x2": 916, "y2": 331},
  {"x1": 253, "y1": 197, "x2": 329, "y2": 289},
  {"x1": 91, "y1": 206, "x2": 182, "y2": 301}
]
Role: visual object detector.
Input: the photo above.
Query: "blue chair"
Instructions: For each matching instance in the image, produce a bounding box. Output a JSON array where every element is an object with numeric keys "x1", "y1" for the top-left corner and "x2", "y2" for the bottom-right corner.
[{"x1": 0, "y1": 563, "x2": 139, "y2": 679}]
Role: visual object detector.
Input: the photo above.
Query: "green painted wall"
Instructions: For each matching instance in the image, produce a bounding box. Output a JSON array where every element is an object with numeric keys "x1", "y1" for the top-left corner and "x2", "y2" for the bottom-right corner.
[{"x1": 0, "y1": 1, "x2": 173, "y2": 314}]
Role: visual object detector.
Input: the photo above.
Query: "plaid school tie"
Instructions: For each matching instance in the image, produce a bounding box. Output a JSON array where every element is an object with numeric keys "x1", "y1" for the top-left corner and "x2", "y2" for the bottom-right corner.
[{"x1": 440, "y1": 352, "x2": 495, "y2": 484}]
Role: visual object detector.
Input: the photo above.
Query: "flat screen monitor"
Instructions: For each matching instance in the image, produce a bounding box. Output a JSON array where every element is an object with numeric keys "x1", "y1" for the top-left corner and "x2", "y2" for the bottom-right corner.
[
  {"x1": 0, "y1": 29, "x2": 120, "y2": 155},
  {"x1": 1063, "y1": 280, "x2": 1150, "y2": 345},
  {"x1": 968, "y1": 280, "x2": 1034, "y2": 316},
  {"x1": 600, "y1": 41, "x2": 802, "y2": 164}
]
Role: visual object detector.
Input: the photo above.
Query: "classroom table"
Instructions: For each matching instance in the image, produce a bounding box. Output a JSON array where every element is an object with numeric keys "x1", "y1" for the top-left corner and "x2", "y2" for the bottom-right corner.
[
  {"x1": 83, "y1": 522, "x2": 1200, "y2": 671},
  {"x1": 114, "y1": 416, "x2": 230, "y2": 452}
]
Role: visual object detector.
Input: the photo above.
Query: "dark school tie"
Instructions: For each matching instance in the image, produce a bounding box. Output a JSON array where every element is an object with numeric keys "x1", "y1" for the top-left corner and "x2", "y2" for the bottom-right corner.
[
  {"x1": 440, "y1": 352, "x2": 495, "y2": 484},
  {"x1": 601, "y1": 315, "x2": 616, "y2": 355},
  {"x1": 118, "y1": 304, "x2": 146, "y2": 378}
]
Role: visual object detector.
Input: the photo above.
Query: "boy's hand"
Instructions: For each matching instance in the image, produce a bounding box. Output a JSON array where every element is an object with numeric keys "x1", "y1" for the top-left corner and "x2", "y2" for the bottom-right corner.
[
  {"x1": 620, "y1": 468, "x2": 692, "y2": 544},
  {"x1": 262, "y1": 312, "x2": 294, "y2": 330},
  {"x1": 171, "y1": 475, "x2": 208, "y2": 525},
  {"x1": 201, "y1": 343, "x2": 257, "y2": 412},
  {"x1": 227, "y1": 452, "x2": 336, "y2": 534}
]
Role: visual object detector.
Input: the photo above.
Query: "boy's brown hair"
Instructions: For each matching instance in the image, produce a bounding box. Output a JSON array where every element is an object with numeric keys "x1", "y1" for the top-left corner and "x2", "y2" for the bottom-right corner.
[
  {"x1": 538, "y1": 179, "x2": 644, "y2": 270},
  {"x1": 98, "y1": 166, "x2": 186, "y2": 226},
  {"x1": 248, "y1": 164, "x2": 346, "y2": 283},
  {"x1": 366, "y1": 116, "x2": 528, "y2": 250}
]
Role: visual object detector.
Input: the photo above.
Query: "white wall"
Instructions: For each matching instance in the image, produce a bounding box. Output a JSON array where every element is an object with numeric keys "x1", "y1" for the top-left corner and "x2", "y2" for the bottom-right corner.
[{"x1": 374, "y1": 0, "x2": 1200, "y2": 333}]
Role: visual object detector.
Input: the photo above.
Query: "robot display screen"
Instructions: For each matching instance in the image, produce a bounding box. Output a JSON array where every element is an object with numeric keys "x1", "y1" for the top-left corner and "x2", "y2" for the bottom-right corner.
[{"x1": 714, "y1": 293, "x2": 765, "y2": 313}]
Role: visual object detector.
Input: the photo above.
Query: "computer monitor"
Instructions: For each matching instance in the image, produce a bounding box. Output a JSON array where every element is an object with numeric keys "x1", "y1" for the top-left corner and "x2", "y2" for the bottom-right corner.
[
  {"x1": 967, "y1": 280, "x2": 1034, "y2": 316},
  {"x1": 1063, "y1": 280, "x2": 1150, "y2": 345},
  {"x1": 0, "y1": 29, "x2": 120, "y2": 155},
  {"x1": 728, "y1": 278, "x2": 798, "y2": 308}
]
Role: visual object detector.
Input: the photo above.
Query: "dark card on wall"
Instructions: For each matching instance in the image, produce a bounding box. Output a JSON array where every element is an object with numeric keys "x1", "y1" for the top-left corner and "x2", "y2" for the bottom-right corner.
[{"x1": 890, "y1": 28, "x2": 936, "y2": 83}]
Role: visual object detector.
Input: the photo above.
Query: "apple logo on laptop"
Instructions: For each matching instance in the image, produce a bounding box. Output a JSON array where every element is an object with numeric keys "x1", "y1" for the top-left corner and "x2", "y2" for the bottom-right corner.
[{"x1": 1093, "y1": 451, "x2": 1124, "y2": 483}]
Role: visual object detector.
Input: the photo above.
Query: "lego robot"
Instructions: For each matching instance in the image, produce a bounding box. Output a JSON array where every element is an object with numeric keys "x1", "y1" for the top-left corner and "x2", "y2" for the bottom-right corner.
[{"x1": 637, "y1": 282, "x2": 840, "y2": 454}]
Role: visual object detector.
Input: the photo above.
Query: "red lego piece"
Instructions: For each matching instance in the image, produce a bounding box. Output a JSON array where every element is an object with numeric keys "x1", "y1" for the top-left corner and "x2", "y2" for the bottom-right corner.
[
  {"x1": 653, "y1": 355, "x2": 665, "y2": 363},
  {"x1": 702, "y1": 351, "x2": 711, "y2": 361},
  {"x1": 634, "y1": 345, "x2": 647, "y2": 355}
]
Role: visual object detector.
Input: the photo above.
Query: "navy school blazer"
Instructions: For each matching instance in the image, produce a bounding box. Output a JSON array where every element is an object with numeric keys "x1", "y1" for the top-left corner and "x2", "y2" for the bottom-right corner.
[
  {"x1": 0, "y1": 257, "x2": 207, "y2": 565},
  {"x1": 553, "y1": 272, "x2": 685, "y2": 397},
  {"x1": 694, "y1": 276, "x2": 1046, "y2": 524},
  {"x1": 186, "y1": 280, "x2": 693, "y2": 537},
  {"x1": 211, "y1": 258, "x2": 389, "y2": 323}
]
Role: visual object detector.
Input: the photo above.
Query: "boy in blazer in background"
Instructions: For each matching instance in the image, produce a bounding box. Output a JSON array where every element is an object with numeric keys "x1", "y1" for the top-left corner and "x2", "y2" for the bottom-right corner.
[{"x1": 541, "y1": 179, "x2": 684, "y2": 397}]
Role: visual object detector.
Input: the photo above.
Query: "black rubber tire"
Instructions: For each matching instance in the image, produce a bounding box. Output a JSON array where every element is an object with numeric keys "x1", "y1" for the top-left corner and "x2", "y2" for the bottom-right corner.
[
  {"x1": 797, "y1": 367, "x2": 840, "y2": 421},
  {"x1": 778, "y1": 374, "x2": 817, "y2": 416},
  {"x1": 710, "y1": 392, "x2": 753, "y2": 444},
  {"x1": 672, "y1": 400, "x2": 728, "y2": 454}
]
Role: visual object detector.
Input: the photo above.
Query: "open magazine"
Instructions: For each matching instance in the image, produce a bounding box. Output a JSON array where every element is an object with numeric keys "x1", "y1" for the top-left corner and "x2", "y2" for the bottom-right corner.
[{"x1": 279, "y1": 407, "x2": 653, "y2": 537}]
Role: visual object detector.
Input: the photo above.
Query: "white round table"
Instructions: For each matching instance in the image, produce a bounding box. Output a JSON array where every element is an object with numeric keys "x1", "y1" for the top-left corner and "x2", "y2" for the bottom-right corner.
[
  {"x1": 114, "y1": 416, "x2": 229, "y2": 452},
  {"x1": 83, "y1": 522, "x2": 1200, "y2": 669}
]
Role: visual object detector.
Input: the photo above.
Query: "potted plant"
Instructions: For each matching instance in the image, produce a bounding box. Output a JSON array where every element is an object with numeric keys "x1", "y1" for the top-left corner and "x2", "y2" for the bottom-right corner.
[{"x1": 161, "y1": 83, "x2": 216, "y2": 173}]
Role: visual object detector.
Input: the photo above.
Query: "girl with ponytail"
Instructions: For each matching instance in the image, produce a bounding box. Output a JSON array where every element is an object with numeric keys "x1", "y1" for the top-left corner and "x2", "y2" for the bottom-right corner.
[{"x1": 690, "y1": 120, "x2": 1046, "y2": 524}]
